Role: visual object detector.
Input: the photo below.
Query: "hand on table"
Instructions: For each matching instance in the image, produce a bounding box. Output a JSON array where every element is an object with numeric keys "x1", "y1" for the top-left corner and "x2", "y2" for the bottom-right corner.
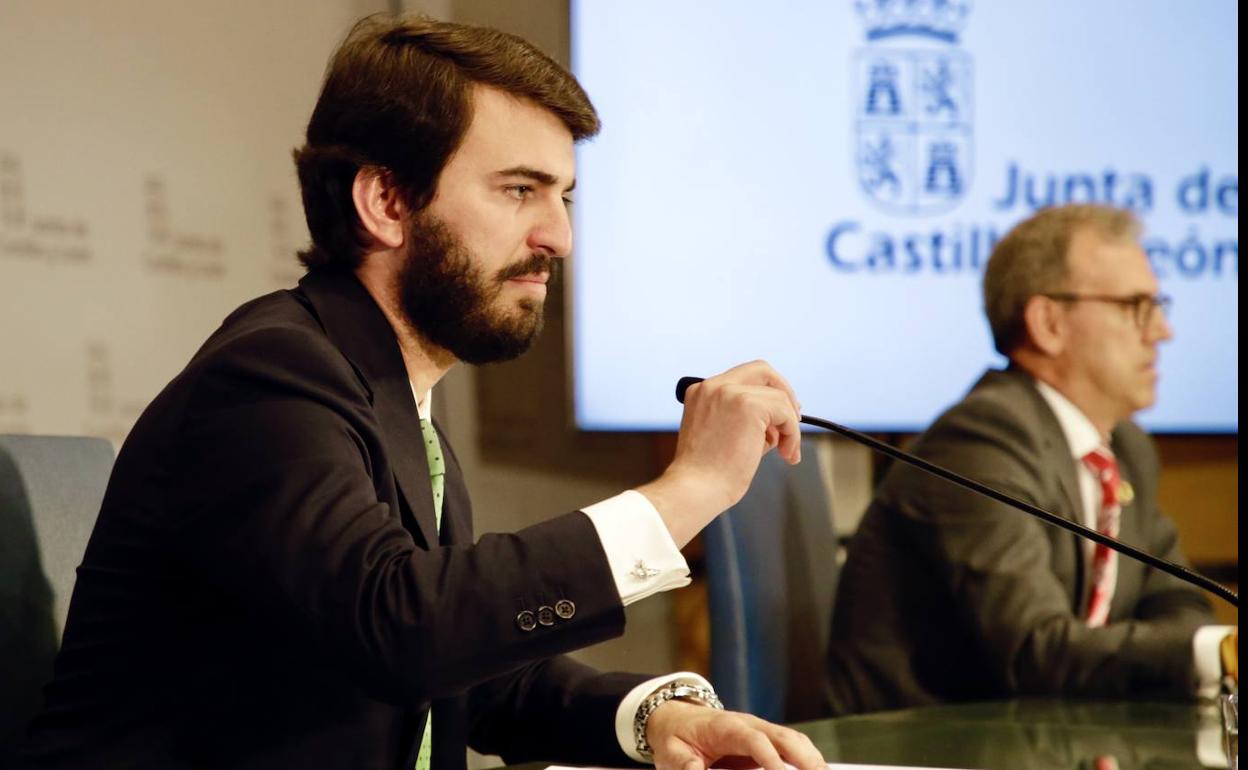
[{"x1": 646, "y1": 699, "x2": 825, "y2": 770}]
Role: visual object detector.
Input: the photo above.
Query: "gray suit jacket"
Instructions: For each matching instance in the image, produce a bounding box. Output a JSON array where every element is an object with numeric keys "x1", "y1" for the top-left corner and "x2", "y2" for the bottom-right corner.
[{"x1": 826, "y1": 368, "x2": 1213, "y2": 714}]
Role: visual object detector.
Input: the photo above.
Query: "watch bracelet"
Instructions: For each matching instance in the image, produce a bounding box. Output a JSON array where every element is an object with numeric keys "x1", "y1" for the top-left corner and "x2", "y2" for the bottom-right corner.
[{"x1": 633, "y1": 681, "x2": 724, "y2": 761}]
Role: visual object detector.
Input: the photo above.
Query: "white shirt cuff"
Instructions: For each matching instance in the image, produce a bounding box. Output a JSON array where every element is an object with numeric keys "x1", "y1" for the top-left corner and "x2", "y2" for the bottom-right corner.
[
  {"x1": 614, "y1": 672, "x2": 715, "y2": 763},
  {"x1": 583, "y1": 490, "x2": 690, "y2": 606},
  {"x1": 1193, "y1": 624, "x2": 1234, "y2": 698},
  {"x1": 1196, "y1": 717, "x2": 1228, "y2": 767}
]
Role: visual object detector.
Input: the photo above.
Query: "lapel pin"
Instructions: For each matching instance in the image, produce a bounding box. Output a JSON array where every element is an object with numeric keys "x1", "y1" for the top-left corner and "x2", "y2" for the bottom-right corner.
[{"x1": 1117, "y1": 480, "x2": 1134, "y2": 506}]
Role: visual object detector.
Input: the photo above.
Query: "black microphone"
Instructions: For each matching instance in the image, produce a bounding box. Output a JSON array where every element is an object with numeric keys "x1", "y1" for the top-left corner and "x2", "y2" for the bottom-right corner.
[{"x1": 675, "y1": 376, "x2": 1238, "y2": 608}]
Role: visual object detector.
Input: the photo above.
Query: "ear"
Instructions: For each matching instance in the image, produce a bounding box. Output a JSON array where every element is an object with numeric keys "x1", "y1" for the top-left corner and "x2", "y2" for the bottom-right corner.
[
  {"x1": 351, "y1": 168, "x2": 406, "y2": 250},
  {"x1": 1021, "y1": 295, "x2": 1066, "y2": 357}
]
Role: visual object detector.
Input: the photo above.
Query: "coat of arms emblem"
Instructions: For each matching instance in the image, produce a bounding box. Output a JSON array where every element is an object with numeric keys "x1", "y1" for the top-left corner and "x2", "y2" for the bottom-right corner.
[{"x1": 854, "y1": 0, "x2": 973, "y2": 215}]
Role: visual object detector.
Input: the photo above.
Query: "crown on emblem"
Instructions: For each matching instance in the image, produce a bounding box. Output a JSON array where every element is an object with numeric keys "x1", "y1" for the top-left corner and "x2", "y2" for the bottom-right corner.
[{"x1": 854, "y1": 0, "x2": 971, "y2": 44}]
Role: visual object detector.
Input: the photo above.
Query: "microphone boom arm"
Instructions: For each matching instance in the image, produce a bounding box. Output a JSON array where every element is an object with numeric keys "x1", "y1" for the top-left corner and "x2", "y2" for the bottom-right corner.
[{"x1": 675, "y1": 376, "x2": 1238, "y2": 608}]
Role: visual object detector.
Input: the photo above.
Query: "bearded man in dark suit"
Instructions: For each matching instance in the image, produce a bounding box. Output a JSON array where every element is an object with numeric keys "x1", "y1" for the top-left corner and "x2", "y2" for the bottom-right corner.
[{"x1": 24, "y1": 15, "x2": 825, "y2": 770}]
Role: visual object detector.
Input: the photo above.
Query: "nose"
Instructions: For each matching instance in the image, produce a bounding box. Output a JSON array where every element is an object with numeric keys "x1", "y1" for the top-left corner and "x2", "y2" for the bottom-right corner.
[
  {"x1": 526, "y1": 197, "x2": 573, "y2": 259},
  {"x1": 1147, "y1": 307, "x2": 1174, "y2": 344}
]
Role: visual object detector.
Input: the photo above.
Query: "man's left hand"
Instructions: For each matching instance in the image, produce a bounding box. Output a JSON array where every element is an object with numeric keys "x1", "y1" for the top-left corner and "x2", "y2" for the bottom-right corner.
[{"x1": 645, "y1": 699, "x2": 827, "y2": 770}]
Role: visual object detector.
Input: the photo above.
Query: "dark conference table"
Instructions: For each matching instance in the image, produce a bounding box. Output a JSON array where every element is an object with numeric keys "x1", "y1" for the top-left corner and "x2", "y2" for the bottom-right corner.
[{"x1": 794, "y1": 698, "x2": 1229, "y2": 769}]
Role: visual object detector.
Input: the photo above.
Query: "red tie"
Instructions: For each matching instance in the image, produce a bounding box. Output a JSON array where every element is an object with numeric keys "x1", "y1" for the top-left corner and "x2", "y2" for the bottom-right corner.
[{"x1": 1081, "y1": 447, "x2": 1121, "y2": 627}]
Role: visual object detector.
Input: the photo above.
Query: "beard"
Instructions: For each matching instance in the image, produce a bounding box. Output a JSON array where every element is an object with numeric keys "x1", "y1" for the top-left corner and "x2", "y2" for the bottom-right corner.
[{"x1": 395, "y1": 211, "x2": 552, "y2": 365}]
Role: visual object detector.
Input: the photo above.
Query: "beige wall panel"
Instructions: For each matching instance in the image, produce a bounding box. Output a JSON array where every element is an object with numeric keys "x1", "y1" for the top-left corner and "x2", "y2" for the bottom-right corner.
[{"x1": 0, "y1": 0, "x2": 384, "y2": 441}]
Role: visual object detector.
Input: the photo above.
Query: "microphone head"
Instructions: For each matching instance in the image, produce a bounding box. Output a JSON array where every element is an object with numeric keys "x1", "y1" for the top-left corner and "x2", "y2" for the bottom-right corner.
[{"x1": 675, "y1": 376, "x2": 704, "y2": 404}]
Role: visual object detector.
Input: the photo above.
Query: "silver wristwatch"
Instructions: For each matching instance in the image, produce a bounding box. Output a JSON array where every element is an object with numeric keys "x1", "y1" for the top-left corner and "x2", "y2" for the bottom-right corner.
[{"x1": 633, "y1": 680, "x2": 724, "y2": 761}]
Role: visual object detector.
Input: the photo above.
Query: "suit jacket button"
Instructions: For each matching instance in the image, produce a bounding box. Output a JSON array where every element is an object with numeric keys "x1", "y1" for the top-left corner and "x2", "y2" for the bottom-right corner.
[
  {"x1": 537, "y1": 606, "x2": 556, "y2": 626},
  {"x1": 554, "y1": 599, "x2": 576, "y2": 619},
  {"x1": 516, "y1": 610, "x2": 537, "y2": 632}
]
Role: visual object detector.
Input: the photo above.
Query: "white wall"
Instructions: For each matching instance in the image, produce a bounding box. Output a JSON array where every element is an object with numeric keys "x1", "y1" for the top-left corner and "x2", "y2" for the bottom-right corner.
[{"x1": 0, "y1": 0, "x2": 385, "y2": 441}]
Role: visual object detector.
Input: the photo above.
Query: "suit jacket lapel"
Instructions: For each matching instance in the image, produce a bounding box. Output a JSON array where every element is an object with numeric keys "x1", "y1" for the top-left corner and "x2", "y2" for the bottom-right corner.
[
  {"x1": 1040, "y1": 400, "x2": 1093, "y2": 616},
  {"x1": 999, "y1": 368, "x2": 1088, "y2": 528},
  {"x1": 295, "y1": 270, "x2": 440, "y2": 548},
  {"x1": 434, "y1": 419, "x2": 473, "y2": 546},
  {"x1": 1108, "y1": 427, "x2": 1140, "y2": 544},
  {"x1": 1048, "y1": 437, "x2": 1086, "y2": 531},
  {"x1": 998, "y1": 368, "x2": 1090, "y2": 610}
]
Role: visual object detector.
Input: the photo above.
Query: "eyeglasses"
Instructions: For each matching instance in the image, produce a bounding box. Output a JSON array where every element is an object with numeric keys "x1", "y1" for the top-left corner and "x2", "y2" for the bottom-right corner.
[{"x1": 1042, "y1": 292, "x2": 1173, "y2": 330}]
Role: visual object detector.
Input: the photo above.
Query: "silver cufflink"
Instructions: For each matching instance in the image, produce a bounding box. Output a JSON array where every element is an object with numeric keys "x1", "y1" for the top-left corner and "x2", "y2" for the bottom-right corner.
[{"x1": 630, "y1": 560, "x2": 660, "y2": 580}]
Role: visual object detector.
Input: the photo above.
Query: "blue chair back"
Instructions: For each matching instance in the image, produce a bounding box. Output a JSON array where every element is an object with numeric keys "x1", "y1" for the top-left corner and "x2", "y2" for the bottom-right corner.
[
  {"x1": 703, "y1": 438, "x2": 838, "y2": 722},
  {"x1": 0, "y1": 434, "x2": 114, "y2": 631},
  {"x1": 0, "y1": 434, "x2": 113, "y2": 757}
]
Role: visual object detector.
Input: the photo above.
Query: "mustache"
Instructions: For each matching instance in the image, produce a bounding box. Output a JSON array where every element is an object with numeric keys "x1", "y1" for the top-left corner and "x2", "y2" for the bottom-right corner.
[{"x1": 496, "y1": 253, "x2": 556, "y2": 282}]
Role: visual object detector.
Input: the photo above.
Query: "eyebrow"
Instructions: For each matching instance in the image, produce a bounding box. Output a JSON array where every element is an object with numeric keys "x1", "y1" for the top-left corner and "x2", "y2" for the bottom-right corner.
[{"x1": 494, "y1": 166, "x2": 576, "y2": 192}]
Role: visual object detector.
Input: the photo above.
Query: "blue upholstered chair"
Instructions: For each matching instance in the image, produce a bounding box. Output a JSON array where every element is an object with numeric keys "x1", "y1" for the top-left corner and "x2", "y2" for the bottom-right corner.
[
  {"x1": 0, "y1": 434, "x2": 113, "y2": 632},
  {"x1": 0, "y1": 434, "x2": 113, "y2": 758},
  {"x1": 702, "y1": 437, "x2": 838, "y2": 723}
]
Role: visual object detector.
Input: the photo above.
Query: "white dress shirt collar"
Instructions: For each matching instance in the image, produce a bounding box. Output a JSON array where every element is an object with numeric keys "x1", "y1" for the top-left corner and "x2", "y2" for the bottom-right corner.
[
  {"x1": 1033, "y1": 379, "x2": 1105, "y2": 460},
  {"x1": 409, "y1": 383, "x2": 432, "y2": 420}
]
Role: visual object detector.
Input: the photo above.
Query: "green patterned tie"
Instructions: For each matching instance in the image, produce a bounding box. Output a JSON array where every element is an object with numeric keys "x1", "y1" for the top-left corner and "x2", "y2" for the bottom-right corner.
[
  {"x1": 419, "y1": 418, "x2": 445, "y2": 529},
  {"x1": 415, "y1": 418, "x2": 444, "y2": 770}
]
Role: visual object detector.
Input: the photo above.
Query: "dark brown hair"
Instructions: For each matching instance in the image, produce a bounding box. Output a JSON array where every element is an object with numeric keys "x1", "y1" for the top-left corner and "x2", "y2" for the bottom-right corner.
[
  {"x1": 983, "y1": 204, "x2": 1139, "y2": 356},
  {"x1": 293, "y1": 14, "x2": 600, "y2": 271}
]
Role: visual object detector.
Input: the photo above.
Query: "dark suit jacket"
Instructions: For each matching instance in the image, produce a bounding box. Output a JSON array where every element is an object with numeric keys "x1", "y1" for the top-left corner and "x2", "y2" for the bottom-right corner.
[
  {"x1": 24, "y1": 270, "x2": 648, "y2": 769},
  {"x1": 826, "y1": 368, "x2": 1213, "y2": 714}
]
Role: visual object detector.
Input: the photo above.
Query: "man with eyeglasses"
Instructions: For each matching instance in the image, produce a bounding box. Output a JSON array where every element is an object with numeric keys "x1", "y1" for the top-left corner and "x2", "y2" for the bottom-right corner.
[{"x1": 825, "y1": 204, "x2": 1236, "y2": 714}]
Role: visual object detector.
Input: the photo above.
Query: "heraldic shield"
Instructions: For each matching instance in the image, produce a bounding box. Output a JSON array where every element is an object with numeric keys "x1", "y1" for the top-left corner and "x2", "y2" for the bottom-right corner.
[{"x1": 854, "y1": 46, "x2": 973, "y2": 216}]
